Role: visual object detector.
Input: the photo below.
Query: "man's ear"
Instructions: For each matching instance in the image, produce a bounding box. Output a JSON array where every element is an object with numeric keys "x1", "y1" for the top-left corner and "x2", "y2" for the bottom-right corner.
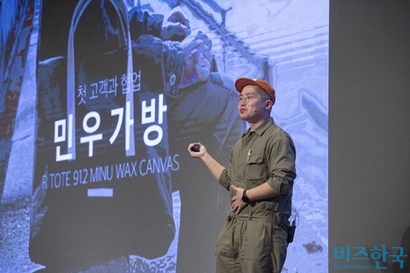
[{"x1": 265, "y1": 100, "x2": 273, "y2": 110}]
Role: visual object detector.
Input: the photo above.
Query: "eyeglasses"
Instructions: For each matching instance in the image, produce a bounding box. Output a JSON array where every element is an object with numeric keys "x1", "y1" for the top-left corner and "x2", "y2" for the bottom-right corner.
[{"x1": 238, "y1": 94, "x2": 271, "y2": 104}]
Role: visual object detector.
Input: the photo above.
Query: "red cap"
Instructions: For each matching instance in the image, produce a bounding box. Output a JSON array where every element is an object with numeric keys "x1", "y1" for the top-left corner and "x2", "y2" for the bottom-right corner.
[{"x1": 235, "y1": 77, "x2": 276, "y2": 105}]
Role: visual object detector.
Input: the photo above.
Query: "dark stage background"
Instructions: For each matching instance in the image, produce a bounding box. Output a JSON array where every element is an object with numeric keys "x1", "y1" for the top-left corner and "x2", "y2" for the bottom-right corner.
[{"x1": 329, "y1": 0, "x2": 410, "y2": 272}]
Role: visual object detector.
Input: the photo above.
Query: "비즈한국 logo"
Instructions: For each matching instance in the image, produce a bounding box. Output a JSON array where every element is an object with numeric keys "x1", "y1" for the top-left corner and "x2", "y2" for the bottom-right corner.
[{"x1": 333, "y1": 244, "x2": 408, "y2": 270}]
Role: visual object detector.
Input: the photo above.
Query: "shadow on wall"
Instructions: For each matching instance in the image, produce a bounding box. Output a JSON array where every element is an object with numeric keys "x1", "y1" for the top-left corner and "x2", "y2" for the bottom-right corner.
[
  {"x1": 392, "y1": 225, "x2": 409, "y2": 272},
  {"x1": 366, "y1": 226, "x2": 410, "y2": 272}
]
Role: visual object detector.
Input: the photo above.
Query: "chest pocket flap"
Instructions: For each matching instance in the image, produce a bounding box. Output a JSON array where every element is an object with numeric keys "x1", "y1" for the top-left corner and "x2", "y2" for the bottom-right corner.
[{"x1": 245, "y1": 154, "x2": 267, "y2": 183}]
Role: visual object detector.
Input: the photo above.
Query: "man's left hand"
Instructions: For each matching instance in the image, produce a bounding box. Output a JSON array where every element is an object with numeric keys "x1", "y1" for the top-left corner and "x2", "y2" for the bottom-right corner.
[{"x1": 230, "y1": 185, "x2": 248, "y2": 215}]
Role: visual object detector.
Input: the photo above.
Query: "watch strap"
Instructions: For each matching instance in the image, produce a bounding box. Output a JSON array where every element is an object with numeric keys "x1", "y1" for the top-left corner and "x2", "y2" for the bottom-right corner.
[{"x1": 242, "y1": 190, "x2": 250, "y2": 203}]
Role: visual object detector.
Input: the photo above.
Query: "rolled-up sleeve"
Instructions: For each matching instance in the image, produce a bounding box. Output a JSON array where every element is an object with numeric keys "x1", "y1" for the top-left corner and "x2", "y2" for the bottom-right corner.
[
  {"x1": 266, "y1": 131, "x2": 297, "y2": 195},
  {"x1": 218, "y1": 168, "x2": 231, "y2": 191}
]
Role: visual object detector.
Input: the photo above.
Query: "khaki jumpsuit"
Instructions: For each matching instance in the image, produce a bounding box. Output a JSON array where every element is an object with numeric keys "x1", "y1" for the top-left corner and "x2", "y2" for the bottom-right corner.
[{"x1": 216, "y1": 118, "x2": 297, "y2": 273}]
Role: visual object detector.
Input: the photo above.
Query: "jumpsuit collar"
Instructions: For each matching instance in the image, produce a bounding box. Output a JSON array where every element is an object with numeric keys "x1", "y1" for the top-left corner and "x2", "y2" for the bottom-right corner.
[{"x1": 242, "y1": 117, "x2": 275, "y2": 138}]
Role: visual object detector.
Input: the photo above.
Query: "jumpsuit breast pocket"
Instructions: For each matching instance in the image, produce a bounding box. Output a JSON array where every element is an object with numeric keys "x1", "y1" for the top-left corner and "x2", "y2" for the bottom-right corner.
[{"x1": 245, "y1": 154, "x2": 267, "y2": 183}]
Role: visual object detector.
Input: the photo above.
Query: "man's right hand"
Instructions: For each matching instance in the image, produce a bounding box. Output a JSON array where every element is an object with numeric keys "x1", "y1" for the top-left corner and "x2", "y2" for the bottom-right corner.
[{"x1": 188, "y1": 142, "x2": 206, "y2": 158}]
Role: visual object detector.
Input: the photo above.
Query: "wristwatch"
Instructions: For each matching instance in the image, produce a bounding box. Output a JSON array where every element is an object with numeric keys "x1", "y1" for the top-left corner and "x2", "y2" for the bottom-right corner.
[{"x1": 242, "y1": 190, "x2": 250, "y2": 203}]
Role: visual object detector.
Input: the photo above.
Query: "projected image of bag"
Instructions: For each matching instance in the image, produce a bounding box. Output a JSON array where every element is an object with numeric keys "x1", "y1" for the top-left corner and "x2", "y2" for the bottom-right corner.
[{"x1": 30, "y1": 0, "x2": 182, "y2": 270}]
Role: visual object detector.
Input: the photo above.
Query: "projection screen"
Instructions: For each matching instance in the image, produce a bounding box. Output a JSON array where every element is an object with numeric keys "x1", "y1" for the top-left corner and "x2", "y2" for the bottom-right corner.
[{"x1": 0, "y1": 0, "x2": 328, "y2": 272}]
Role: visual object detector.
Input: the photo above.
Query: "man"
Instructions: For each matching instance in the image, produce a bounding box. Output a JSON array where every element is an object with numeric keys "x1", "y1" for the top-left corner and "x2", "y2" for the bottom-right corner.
[{"x1": 188, "y1": 77, "x2": 297, "y2": 273}]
